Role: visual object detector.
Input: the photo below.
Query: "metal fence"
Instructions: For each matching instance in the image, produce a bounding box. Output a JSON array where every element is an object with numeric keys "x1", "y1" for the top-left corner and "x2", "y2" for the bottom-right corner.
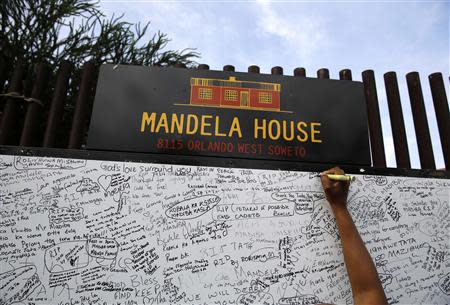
[{"x1": 0, "y1": 60, "x2": 448, "y2": 170}]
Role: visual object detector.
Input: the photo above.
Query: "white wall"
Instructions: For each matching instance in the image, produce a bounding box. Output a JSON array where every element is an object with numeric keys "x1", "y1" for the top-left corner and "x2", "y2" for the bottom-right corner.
[{"x1": 0, "y1": 154, "x2": 449, "y2": 305}]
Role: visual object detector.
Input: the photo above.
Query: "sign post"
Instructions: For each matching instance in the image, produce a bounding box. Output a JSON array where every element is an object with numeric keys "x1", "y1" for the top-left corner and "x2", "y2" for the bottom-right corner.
[{"x1": 87, "y1": 65, "x2": 370, "y2": 165}]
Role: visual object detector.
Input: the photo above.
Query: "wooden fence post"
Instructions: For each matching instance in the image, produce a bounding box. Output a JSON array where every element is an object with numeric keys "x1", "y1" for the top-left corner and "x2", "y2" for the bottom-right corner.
[
  {"x1": 428, "y1": 72, "x2": 450, "y2": 170},
  {"x1": 20, "y1": 63, "x2": 50, "y2": 146},
  {"x1": 43, "y1": 61, "x2": 72, "y2": 147},
  {"x1": 406, "y1": 72, "x2": 435, "y2": 169},
  {"x1": 248, "y1": 65, "x2": 260, "y2": 73},
  {"x1": 362, "y1": 70, "x2": 386, "y2": 167},
  {"x1": 223, "y1": 65, "x2": 235, "y2": 72},
  {"x1": 271, "y1": 66, "x2": 283, "y2": 75},
  {"x1": 68, "y1": 61, "x2": 96, "y2": 149},
  {"x1": 198, "y1": 64, "x2": 209, "y2": 70},
  {"x1": 294, "y1": 67, "x2": 306, "y2": 77},
  {"x1": 317, "y1": 68, "x2": 330, "y2": 79},
  {"x1": 0, "y1": 56, "x2": 9, "y2": 94},
  {"x1": 384, "y1": 72, "x2": 411, "y2": 168},
  {"x1": 0, "y1": 60, "x2": 26, "y2": 145},
  {"x1": 339, "y1": 69, "x2": 352, "y2": 80}
]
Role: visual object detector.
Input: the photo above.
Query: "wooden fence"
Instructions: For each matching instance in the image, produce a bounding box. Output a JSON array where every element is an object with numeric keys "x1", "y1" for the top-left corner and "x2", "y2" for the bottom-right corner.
[{"x1": 0, "y1": 60, "x2": 448, "y2": 170}]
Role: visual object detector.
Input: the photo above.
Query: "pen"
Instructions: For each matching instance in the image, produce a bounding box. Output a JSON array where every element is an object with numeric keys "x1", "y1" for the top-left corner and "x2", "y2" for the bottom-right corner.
[{"x1": 320, "y1": 173, "x2": 355, "y2": 182}]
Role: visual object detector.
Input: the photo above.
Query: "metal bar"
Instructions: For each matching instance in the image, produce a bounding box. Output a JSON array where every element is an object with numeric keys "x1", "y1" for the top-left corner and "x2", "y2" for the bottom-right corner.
[
  {"x1": 406, "y1": 72, "x2": 436, "y2": 169},
  {"x1": 271, "y1": 66, "x2": 283, "y2": 75},
  {"x1": 384, "y1": 72, "x2": 411, "y2": 168},
  {"x1": 197, "y1": 64, "x2": 209, "y2": 70},
  {"x1": 294, "y1": 67, "x2": 306, "y2": 77},
  {"x1": 317, "y1": 68, "x2": 329, "y2": 79},
  {"x1": 43, "y1": 61, "x2": 72, "y2": 147},
  {"x1": 0, "y1": 60, "x2": 26, "y2": 145},
  {"x1": 248, "y1": 65, "x2": 260, "y2": 73},
  {"x1": 223, "y1": 65, "x2": 235, "y2": 72},
  {"x1": 20, "y1": 63, "x2": 50, "y2": 147},
  {"x1": 339, "y1": 69, "x2": 352, "y2": 80},
  {"x1": 68, "y1": 61, "x2": 96, "y2": 149},
  {"x1": 362, "y1": 70, "x2": 386, "y2": 167},
  {"x1": 428, "y1": 72, "x2": 450, "y2": 169}
]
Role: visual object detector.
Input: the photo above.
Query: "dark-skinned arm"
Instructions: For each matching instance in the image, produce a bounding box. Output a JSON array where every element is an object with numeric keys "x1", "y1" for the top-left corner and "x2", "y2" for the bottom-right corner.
[{"x1": 320, "y1": 167, "x2": 388, "y2": 305}]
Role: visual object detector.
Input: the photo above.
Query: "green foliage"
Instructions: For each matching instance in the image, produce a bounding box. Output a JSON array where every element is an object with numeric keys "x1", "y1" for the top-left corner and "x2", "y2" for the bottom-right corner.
[
  {"x1": 0, "y1": 0, "x2": 199, "y2": 67},
  {"x1": 0, "y1": 0, "x2": 199, "y2": 148}
]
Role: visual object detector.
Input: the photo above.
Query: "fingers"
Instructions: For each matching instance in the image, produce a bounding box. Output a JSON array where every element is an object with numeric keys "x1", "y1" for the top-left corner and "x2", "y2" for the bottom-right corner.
[
  {"x1": 320, "y1": 173, "x2": 331, "y2": 187},
  {"x1": 320, "y1": 167, "x2": 350, "y2": 208},
  {"x1": 320, "y1": 167, "x2": 345, "y2": 181},
  {"x1": 320, "y1": 167, "x2": 346, "y2": 189},
  {"x1": 321, "y1": 166, "x2": 345, "y2": 176}
]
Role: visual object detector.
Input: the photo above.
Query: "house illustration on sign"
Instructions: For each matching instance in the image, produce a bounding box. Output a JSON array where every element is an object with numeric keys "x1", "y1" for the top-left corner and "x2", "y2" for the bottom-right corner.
[{"x1": 189, "y1": 76, "x2": 281, "y2": 112}]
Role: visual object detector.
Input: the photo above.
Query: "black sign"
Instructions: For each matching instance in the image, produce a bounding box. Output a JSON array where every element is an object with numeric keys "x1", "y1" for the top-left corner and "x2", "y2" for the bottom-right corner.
[{"x1": 87, "y1": 64, "x2": 370, "y2": 165}]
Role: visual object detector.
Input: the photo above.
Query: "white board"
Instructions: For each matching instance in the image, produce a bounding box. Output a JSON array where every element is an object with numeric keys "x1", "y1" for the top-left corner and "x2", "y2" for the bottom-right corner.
[{"x1": 0, "y1": 154, "x2": 449, "y2": 305}]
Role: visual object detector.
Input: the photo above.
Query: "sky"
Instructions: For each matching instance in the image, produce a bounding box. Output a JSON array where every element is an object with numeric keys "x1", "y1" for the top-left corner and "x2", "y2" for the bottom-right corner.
[{"x1": 99, "y1": 0, "x2": 449, "y2": 169}]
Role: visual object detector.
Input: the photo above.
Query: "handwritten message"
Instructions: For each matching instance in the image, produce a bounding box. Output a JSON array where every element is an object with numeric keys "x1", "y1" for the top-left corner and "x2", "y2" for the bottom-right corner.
[{"x1": 0, "y1": 154, "x2": 448, "y2": 305}]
